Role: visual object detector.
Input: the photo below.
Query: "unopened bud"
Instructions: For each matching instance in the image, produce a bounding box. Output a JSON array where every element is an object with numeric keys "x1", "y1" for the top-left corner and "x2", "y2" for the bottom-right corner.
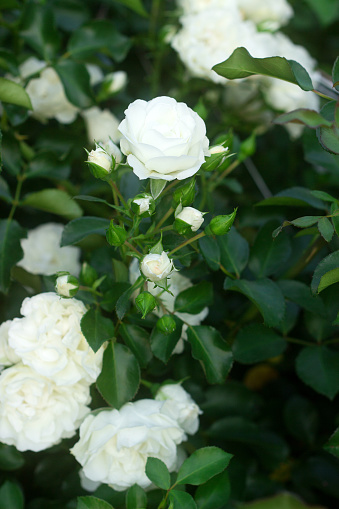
[
  {"x1": 201, "y1": 145, "x2": 229, "y2": 172},
  {"x1": 172, "y1": 178, "x2": 196, "y2": 207},
  {"x1": 205, "y1": 208, "x2": 237, "y2": 236},
  {"x1": 106, "y1": 222, "x2": 127, "y2": 247},
  {"x1": 131, "y1": 193, "x2": 155, "y2": 216},
  {"x1": 80, "y1": 262, "x2": 98, "y2": 287},
  {"x1": 135, "y1": 291, "x2": 157, "y2": 318},
  {"x1": 87, "y1": 148, "x2": 112, "y2": 179},
  {"x1": 174, "y1": 206, "x2": 204, "y2": 235},
  {"x1": 156, "y1": 315, "x2": 177, "y2": 335},
  {"x1": 55, "y1": 274, "x2": 79, "y2": 298}
]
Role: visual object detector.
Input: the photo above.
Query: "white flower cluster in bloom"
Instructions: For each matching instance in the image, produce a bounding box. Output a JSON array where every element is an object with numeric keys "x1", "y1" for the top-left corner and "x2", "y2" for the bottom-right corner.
[
  {"x1": 71, "y1": 384, "x2": 201, "y2": 491},
  {"x1": 0, "y1": 292, "x2": 105, "y2": 452},
  {"x1": 171, "y1": 0, "x2": 319, "y2": 132},
  {"x1": 18, "y1": 223, "x2": 81, "y2": 276},
  {"x1": 130, "y1": 258, "x2": 209, "y2": 353}
]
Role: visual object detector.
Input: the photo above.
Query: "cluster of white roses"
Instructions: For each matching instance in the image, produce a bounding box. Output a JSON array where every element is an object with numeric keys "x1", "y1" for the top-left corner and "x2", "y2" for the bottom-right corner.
[
  {"x1": 71, "y1": 383, "x2": 202, "y2": 491},
  {"x1": 171, "y1": 0, "x2": 319, "y2": 134},
  {"x1": 0, "y1": 292, "x2": 104, "y2": 452}
]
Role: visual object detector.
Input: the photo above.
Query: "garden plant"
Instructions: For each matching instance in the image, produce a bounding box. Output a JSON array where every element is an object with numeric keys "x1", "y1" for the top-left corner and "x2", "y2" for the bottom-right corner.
[{"x1": 0, "y1": 0, "x2": 339, "y2": 508}]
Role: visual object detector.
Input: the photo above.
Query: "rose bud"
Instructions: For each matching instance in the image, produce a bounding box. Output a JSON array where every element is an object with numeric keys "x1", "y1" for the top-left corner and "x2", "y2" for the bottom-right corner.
[
  {"x1": 205, "y1": 208, "x2": 237, "y2": 236},
  {"x1": 131, "y1": 193, "x2": 155, "y2": 216},
  {"x1": 175, "y1": 206, "x2": 204, "y2": 234},
  {"x1": 55, "y1": 274, "x2": 79, "y2": 298},
  {"x1": 87, "y1": 147, "x2": 112, "y2": 179},
  {"x1": 106, "y1": 222, "x2": 128, "y2": 247},
  {"x1": 156, "y1": 315, "x2": 177, "y2": 335},
  {"x1": 135, "y1": 291, "x2": 158, "y2": 318}
]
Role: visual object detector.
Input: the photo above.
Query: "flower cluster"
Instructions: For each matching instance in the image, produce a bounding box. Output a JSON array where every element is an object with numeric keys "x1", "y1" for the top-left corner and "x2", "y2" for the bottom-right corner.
[
  {"x1": 71, "y1": 384, "x2": 201, "y2": 491},
  {"x1": 0, "y1": 293, "x2": 105, "y2": 451}
]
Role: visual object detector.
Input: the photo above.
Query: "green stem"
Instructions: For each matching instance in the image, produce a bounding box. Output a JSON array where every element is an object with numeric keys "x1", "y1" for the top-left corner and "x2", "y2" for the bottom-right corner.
[
  {"x1": 285, "y1": 336, "x2": 315, "y2": 347},
  {"x1": 282, "y1": 235, "x2": 325, "y2": 279},
  {"x1": 313, "y1": 89, "x2": 335, "y2": 101},
  {"x1": 323, "y1": 337, "x2": 339, "y2": 345},
  {"x1": 8, "y1": 174, "x2": 25, "y2": 222},
  {"x1": 169, "y1": 231, "x2": 205, "y2": 256},
  {"x1": 154, "y1": 207, "x2": 174, "y2": 232},
  {"x1": 124, "y1": 241, "x2": 141, "y2": 256},
  {"x1": 219, "y1": 264, "x2": 237, "y2": 279},
  {"x1": 210, "y1": 159, "x2": 240, "y2": 190},
  {"x1": 109, "y1": 179, "x2": 127, "y2": 208}
]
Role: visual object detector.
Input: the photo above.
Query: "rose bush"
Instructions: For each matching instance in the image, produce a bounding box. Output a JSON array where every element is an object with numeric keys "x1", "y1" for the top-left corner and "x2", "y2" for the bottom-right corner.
[{"x1": 118, "y1": 96, "x2": 210, "y2": 180}]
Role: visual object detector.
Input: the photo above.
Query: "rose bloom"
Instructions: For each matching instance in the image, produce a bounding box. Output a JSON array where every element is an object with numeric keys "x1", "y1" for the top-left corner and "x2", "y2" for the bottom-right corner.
[
  {"x1": 8, "y1": 293, "x2": 104, "y2": 385},
  {"x1": 0, "y1": 321, "x2": 20, "y2": 369},
  {"x1": 70, "y1": 399, "x2": 186, "y2": 491},
  {"x1": 156, "y1": 384, "x2": 202, "y2": 435},
  {"x1": 82, "y1": 106, "x2": 121, "y2": 144},
  {"x1": 176, "y1": 206, "x2": 204, "y2": 232},
  {"x1": 0, "y1": 364, "x2": 91, "y2": 452},
  {"x1": 99, "y1": 139, "x2": 123, "y2": 164},
  {"x1": 118, "y1": 96, "x2": 210, "y2": 181},
  {"x1": 141, "y1": 252, "x2": 175, "y2": 282},
  {"x1": 88, "y1": 147, "x2": 112, "y2": 173},
  {"x1": 18, "y1": 223, "x2": 81, "y2": 276},
  {"x1": 19, "y1": 57, "x2": 78, "y2": 124},
  {"x1": 130, "y1": 259, "x2": 209, "y2": 353}
]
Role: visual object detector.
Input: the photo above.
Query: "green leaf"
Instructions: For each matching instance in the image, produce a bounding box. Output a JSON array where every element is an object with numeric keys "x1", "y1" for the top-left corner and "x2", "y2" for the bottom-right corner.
[
  {"x1": 305, "y1": 0, "x2": 339, "y2": 26},
  {"x1": 0, "y1": 219, "x2": 26, "y2": 294},
  {"x1": 20, "y1": 2, "x2": 60, "y2": 60},
  {"x1": 277, "y1": 279, "x2": 326, "y2": 316},
  {"x1": 318, "y1": 125, "x2": 339, "y2": 155},
  {"x1": 290, "y1": 216, "x2": 323, "y2": 228},
  {"x1": 0, "y1": 78, "x2": 32, "y2": 110},
  {"x1": 176, "y1": 446, "x2": 232, "y2": 486},
  {"x1": 311, "y1": 190, "x2": 339, "y2": 203},
  {"x1": 54, "y1": 61, "x2": 94, "y2": 109},
  {"x1": 126, "y1": 484, "x2": 147, "y2": 509},
  {"x1": 116, "y1": 276, "x2": 143, "y2": 320},
  {"x1": 0, "y1": 444, "x2": 24, "y2": 471},
  {"x1": 26, "y1": 151, "x2": 70, "y2": 180},
  {"x1": 175, "y1": 281, "x2": 213, "y2": 314},
  {"x1": 97, "y1": 342, "x2": 140, "y2": 409},
  {"x1": 150, "y1": 178, "x2": 166, "y2": 199},
  {"x1": 0, "y1": 481, "x2": 24, "y2": 509},
  {"x1": 233, "y1": 324, "x2": 286, "y2": 364},
  {"x1": 186, "y1": 326, "x2": 233, "y2": 384},
  {"x1": 22, "y1": 189, "x2": 83, "y2": 220},
  {"x1": 317, "y1": 217, "x2": 334, "y2": 242},
  {"x1": 77, "y1": 496, "x2": 114, "y2": 509},
  {"x1": 169, "y1": 490, "x2": 197, "y2": 509},
  {"x1": 195, "y1": 470, "x2": 231, "y2": 509},
  {"x1": 284, "y1": 396, "x2": 318, "y2": 445},
  {"x1": 311, "y1": 250, "x2": 339, "y2": 293},
  {"x1": 119, "y1": 323, "x2": 152, "y2": 368},
  {"x1": 150, "y1": 315, "x2": 183, "y2": 363},
  {"x1": 256, "y1": 187, "x2": 326, "y2": 209},
  {"x1": 217, "y1": 227, "x2": 249, "y2": 277},
  {"x1": 61, "y1": 216, "x2": 110, "y2": 246},
  {"x1": 224, "y1": 278, "x2": 285, "y2": 328},
  {"x1": 239, "y1": 492, "x2": 325, "y2": 509},
  {"x1": 0, "y1": 177, "x2": 12, "y2": 203},
  {"x1": 324, "y1": 426, "x2": 339, "y2": 459},
  {"x1": 68, "y1": 20, "x2": 131, "y2": 61},
  {"x1": 274, "y1": 108, "x2": 332, "y2": 129},
  {"x1": 81, "y1": 308, "x2": 114, "y2": 353},
  {"x1": 112, "y1": 0, "x2": 148, "y2": 17},
  {"x1": 249, "y1": 221, "x2": 291, "y2": 278},
  {"x1": 101, "y1": 283, "x2": 131, "y2": 312},
  {"x1": 199, "y1": 236, "x2": 220, "y2": 271},
  {"x1": 296, "y1": 346, "x2": 339, "y2": 399},
  {"x1": 333, "y1": 56, "x2": 339, "y2": 91},
  {"x1": 145, "y1": 457, "x2": 170, "y2": 490},
  {"x1": 212, "y1": 47, "x2": 313, "y2": 91}
]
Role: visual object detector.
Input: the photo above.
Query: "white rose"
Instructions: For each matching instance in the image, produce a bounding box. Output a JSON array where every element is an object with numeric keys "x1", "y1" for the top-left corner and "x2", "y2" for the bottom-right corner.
[
  {"x1": 21, "y1": 58, "x2": 78, "y2": 124},
  {"x1": 8, "y1": 293, "x2": 104, "y2": 385},
  {"x1": 55, "y1": 275, "x2": 79, "y2": 298},
  {"x1": 88, "y1": 148, "x2": 112, "y2": 173},
  {"x1": 17, "y1": 223, "x2": 81, "y2": 277},
  {"x1": 70, "y1": 399, "x2": 186, "y2": 491},
  {"x1": 86, "y1": 63, "x2": 104, "y2": 86},
  {"x1": 82, "y1": 106, "x2": 121, "y2": 144},
  {"x1": 176, "y1": 206, "x2": 204, "y2": 232},
  {"x1": 155, "y1": 384, "x2": 202, "y2": 435},
  {"x1": 79, "y1": 469, "x2": 101, "y2": 492},
  {"x1": 133, "y1": 196, "x2": 151, "y2": 214},
  {"x1": 105, "y1": 70, "x2": 128, "y2": 94},
  {"x1": 0, "y1": 364, "x2": 91, "y2": 452},
  {"x1": 238, "y1": 0, "x2": 293, "y2": 30},
  {"x1": 99, "y1": 139, "x2": 123, "y2": 164},
  {"x1": 141, "y1": 252, "x2": 175, "y2": 282},
  {"x1": 118, "y1": 96, "x2": 210, "y2": 181},
  {"x1": 0, "y1": 321, "x2": 20, "y2": 369}
]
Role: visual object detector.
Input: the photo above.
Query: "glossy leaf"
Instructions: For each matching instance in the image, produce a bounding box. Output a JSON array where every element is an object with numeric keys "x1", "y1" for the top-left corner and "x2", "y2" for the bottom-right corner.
[
  {"x1": 22, "y1": 189, "x2": 83, "y2": 220},
  {"x1": 213, "y1": 47, "x2": 313, "y2": 91},
  {"x1": 61, "y1": 217, "x2": 110, "y2": 246},
  {"x1": 311, "y1": 250, "x2": 339, "y2": 293},
  {"x1": 176, "y1": 446, "x2": 232, "y2": 486},
  {"x1": 20, "y1": 3, "x2": 60, "y2": 60},
  {"x1": 150, "y1": 315, "x2": 183, "y2": 363},
  {"x1": 291, "y1": 216, "x2": 323, "y2": 228},
  {"x1": 96, "y1": 342, "x2": 140, "y2": 408},
  {"x1": 317, "y1": 217, "x2": 334, "y2": 242},
  {"x1": 77, "y1": 497, "x2": 113, "y2": 509},
  {"x1": 81, "y1": 308, "x2": 115, "y2": 353},
  {"x1": 217, "y1": 227, "x2": 249, "y2": 277},
  {"x1": 274, "y1": 109, "x2": 332, "y2": 129},
  {"x1": 0, "y1": 481, "x2": 24, "y2": 509},
  {"x1": 257, "y1": 187, "x2": 325, "y2": 209},
  {"x1": 116, "y1": 276, "x2": 143, "y2": 320},
  {"x1": 169, "y1": 490, "x2": 197, "y2": 509},
  {"x1": 126, "y1": 484, "x2": 147, "y2": 509},
  {"x1": 120, "y1": 323, "x2": 152, "y2": 368},
  {"x1": 277, "y1": 279, "x2": 326, "y2": 316},
  {"x1": 233, "y1": 324, "x2": 286, "y2": 364},
  {"x1": 199, "y1": 236, "x2": 220, "y2": 271},
  {"x1": 0, "y1": 220, "x2": 26, "y2": 294},
  {"x1": 187, "y1": 326, "x2": 233, "y2": 384},
  {"x1": 54, "y1": 61, "x2": 94, "y2": 109},
  {"x1": 175, "y1": 281, "x2": 213, "y2": 314},
  {"x1": 150, "y1": 178, "x2": 166, "y2": 199},
  {"x1": 305, "y1": 0, "x2": 339, "y2": 26},
  {"x1": 0, "y1": 78, "x2": 32, "y2": 109},
  {"x1": 318, "y1": 125, "x2": 339, "y2": 155},
  {"x1": 145, "y1": 457, "x2": 170, "y2": 490},
  {"x1": 249, "y1": 221, "x2": 291, "y2": 277},
  {"x1": 296, "y1": 346, "x2": 339, "y2": 399},
  {"x1": 224, "y1": 278, "x2": 285, "y2": 328},
  {"x1": 195, "y1": 470, "x2": 231, "y2": 509}
]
